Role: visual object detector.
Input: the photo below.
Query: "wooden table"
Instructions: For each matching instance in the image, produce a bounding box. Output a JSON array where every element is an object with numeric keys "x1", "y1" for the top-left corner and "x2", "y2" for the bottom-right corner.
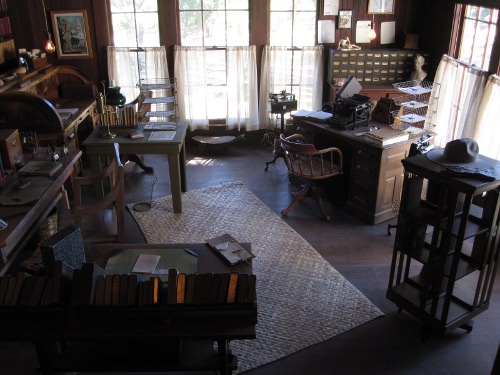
[
  {"x1": 0, "y1": 147, "x2": 82, "y2": 275},
  {"x1": 0, "y1": 243, "x2": 255, "y2": 375},
  {"x1": 83, "y1": 122, "x2": 188, "y2": 213}
]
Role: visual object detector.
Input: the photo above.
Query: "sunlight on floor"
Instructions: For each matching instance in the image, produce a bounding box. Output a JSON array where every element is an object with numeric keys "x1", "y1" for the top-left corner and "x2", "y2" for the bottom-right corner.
[{"x1": 187, "y1": 157, "x2": 215, "y2": 166}]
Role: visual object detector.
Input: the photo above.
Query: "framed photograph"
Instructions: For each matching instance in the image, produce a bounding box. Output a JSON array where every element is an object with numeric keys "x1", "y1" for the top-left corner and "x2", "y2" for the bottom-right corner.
[
  {"x1": 338, "y1": 10, "x2": 353, "y2": 29},
  {"x1": 367, "y1": 0, "x2": 395, "y2": 14},
  {"x1": 51, "y1": 10, "x2": 93, "y2": 59}
]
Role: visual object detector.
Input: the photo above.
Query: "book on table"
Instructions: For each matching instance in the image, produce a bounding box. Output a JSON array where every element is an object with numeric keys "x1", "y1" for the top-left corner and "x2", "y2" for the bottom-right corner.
[
  {"x1": 205, "y1": 233, "x2": 255, "y2": 266},
  {"x1": 18, "y1": 161, "x2": 63, "y2": 176},
  {"x1": 364, "y1": 127, "x2": 409, "y2": 146},
  {"x1": 292, "y1": 110, "x2": 333, "y2": 123}
]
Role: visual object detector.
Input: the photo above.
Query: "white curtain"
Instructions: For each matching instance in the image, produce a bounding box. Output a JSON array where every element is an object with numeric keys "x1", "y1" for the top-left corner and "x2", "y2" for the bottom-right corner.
[
  {"x1": 226, "y1": 46, "x2": 259, "y2": 131},
  {"x1": 174, "y1": 46, "x2": 259, "y2": 131},
  {"x1": 259, "y1": 45, "x2": 323, "y2": 130},
  {"x1": 473, "y1": 75, "x2": 500, "y2": 160},
  {"x1": 107, "y1": 46, "x2": 169, "y2": 103},
  {"x1": 425, "y1": 54, "x2": 488, "y2": 148},
  {"x1": 174, "y1": 46, "x2": 209, "y2": 130}
]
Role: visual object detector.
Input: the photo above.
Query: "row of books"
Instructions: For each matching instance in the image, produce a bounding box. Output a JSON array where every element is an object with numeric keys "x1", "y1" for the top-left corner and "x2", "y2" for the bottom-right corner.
[
  {"x1": 71, "y1": 262, "x2": 164, "y2": 307},
  {"x1": 167, "y1": 269, "x2": 256, "y2": 306},
  {"x1": 0, "y1": 261, "x2": 63, "y2": 308}
]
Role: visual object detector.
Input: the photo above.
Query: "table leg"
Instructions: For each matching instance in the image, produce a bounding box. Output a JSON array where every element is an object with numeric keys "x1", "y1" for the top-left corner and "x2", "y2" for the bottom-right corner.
[
  {"x1": 90, "y1": 154, "x2": 104, "y2": 199},
  {"x1": 168, "y1": 152, "x2": 183, "y2": 213},
  {"x1": 180, "y1": 142, "x2": 187, "y2": 192}
]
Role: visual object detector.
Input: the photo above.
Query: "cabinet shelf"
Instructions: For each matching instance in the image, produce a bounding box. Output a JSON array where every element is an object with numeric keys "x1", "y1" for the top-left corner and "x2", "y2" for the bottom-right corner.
[{"x1": 387, "y1": 153, "x2": 500, "y2": 335}]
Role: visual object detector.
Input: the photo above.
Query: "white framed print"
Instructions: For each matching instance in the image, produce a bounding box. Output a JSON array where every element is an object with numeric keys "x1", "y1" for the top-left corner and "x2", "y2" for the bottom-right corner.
[{"x1": 367, "y1": 0, "x2": 395, "y2": 14}]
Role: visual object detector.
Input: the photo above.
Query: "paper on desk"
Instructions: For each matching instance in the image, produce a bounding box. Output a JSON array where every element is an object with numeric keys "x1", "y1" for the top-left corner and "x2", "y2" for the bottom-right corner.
[
  {"x1": 132, "y1": 254, "x2": 161, "y2": 273},
  {"x1": 148, "y1": 131, "x2": 176, "y2": 141},
  {"x1": 56, "y1": 108, "x2": 79, "y2": 121}
]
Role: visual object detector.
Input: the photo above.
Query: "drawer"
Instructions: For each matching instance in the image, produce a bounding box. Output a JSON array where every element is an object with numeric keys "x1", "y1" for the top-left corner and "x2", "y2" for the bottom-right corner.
[{"x1": 350, "y1": 184, "x2": 376, "y2": 209}]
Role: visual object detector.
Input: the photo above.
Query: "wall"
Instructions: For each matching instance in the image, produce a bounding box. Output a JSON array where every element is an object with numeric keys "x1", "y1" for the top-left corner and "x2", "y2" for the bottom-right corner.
[{"x1": 8, "y1": 0, "x2": 483, "y2": 101}]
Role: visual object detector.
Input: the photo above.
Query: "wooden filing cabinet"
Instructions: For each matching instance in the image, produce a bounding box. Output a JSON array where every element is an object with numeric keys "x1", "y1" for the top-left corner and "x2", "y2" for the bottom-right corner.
[{"x1": 0, "y1": 128, "x2": 23, "y2": 169}]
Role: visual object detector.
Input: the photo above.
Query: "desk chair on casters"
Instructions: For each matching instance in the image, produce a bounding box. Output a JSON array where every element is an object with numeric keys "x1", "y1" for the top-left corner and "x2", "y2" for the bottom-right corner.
[{"x1": 280, "y1": 133, "x2": 343, "y2": 221}]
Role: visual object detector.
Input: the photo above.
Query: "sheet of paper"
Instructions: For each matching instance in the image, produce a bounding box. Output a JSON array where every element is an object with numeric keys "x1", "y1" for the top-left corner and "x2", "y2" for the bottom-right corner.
[
  {"x1": 381, "y1": 21, "x2": 396, "y2": 44},
  {"x1": 355, "y1": 21, "x2": 372, "y2": 44},
  {"x1": 131, "y1": 254, "x2": 161, "y2": 273},
  {"x1": 323, "y1": 0, "x2": 339, "y2": 15},
  {"x1": 148, "y1": 131, "x2": 176, "y2": 141},
  {"x1": 318, "y1": 20, "x2": 335, "y2": 43}
]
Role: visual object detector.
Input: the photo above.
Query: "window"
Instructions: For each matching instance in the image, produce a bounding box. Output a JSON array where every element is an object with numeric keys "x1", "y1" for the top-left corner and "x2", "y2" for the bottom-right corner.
[
  {"x1": 178, "y1": 0, "x2": 250, "y2": 121},
  {"x1": 455, "y1": 4, "x2": 498, "y2": 71},
  {"x1": 110, "y1": 0, "x2": 159, "y2": 48},
  {"x1": 108, "y1": 0, "x2": 162, "y2": 100},
  {"x1": 258, "y1": 0, "x2": 321, "y2": 129}
]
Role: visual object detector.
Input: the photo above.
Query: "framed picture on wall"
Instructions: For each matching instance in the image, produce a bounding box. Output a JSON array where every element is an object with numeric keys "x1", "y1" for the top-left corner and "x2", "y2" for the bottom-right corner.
[
  {"x1": 51, "y1": 10, "x2": 93, "y2": 59},
  {"x1": 338, "y1": 10, "x2": 353, "y2": 29},
  {"x1": 367, "y1": 0, "x2": 395, "y2": 14}
]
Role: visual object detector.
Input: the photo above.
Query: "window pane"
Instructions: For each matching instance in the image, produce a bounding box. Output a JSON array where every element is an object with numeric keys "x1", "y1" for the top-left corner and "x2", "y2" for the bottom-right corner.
[
  {"x1": 136, "y1": 13, "x2": 160, "y2": 46},
  {"x1": 204, "y1": 0, "x2": 226, "y2": 10},
  {"x1": 270, "y1": 12, "x2": 292, "y2": 46},
  {"x1": 295, "y1": 0, "x2": 316, "y2": 11},
  {"x1": 112, "y1": 13, "x2": 137, "y2": 47},
  {"x1": 111, "y1": 0, "x2": 134, "y2": 12},
  {"x1": 226, "y1": 0, "x2": 248, "y2": 10},
  {"x1": 227, "y1": 11, "x2": 249, "y2": 45},
  {"x1": 293, "y1": 12, "x2": 316, "y2": 46},
  {"x1": 135, "y1": 0, "x2": 157, "y2": 12},
  {"x1": 271, "y1": 0, "x2": 293, "y2": 11},
  {"x1": 204, "y1": 11, "x2": 226, "y2": 46},
  {"x1": 180, "y1": 12, "x2": 203, "y2": 45},
  {"x1": 179, "y1": 0, "x2": 201, "y2": 10}
]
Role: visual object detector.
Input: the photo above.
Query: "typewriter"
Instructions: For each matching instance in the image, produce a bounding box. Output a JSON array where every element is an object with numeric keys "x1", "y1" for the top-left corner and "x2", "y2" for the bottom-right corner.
[{"x1": 323, "y1": 76, "x2": 373, "y2": 130}]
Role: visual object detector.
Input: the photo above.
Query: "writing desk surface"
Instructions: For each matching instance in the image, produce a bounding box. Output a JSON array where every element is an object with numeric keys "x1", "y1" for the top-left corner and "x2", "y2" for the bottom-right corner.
[{"x1": 0, "y1": 148, "x2": 82, "y2": 272}]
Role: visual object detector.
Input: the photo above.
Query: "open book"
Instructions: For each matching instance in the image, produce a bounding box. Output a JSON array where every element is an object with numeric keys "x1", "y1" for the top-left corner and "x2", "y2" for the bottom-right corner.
[{"x1": 206, "y1": 233, "x2": 255, "y2": 266}]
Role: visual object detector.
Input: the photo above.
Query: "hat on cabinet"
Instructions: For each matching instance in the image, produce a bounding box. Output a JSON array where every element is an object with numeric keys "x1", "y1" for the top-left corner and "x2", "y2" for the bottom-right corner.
[{"x1": 426, "y1": 138, "x2": 498, "y2": 180}]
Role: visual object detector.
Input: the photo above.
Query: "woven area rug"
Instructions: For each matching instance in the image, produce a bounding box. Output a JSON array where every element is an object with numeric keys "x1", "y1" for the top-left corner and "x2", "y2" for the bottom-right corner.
[{"x1": 128, "y1": 181, "x2": 384, "y2": 373}]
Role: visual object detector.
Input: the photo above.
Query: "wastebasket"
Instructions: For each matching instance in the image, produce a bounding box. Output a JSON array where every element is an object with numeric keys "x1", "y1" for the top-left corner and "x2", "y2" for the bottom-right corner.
[{"x1": 126, "y1": 172, "x2": 157, "y2": 212}]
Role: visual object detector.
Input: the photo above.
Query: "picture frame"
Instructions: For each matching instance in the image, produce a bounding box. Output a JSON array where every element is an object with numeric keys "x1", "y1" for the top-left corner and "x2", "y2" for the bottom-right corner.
[
  {"x1": 367, "y1": 0, "x2": 395, "y2": 14},
  {"x1": 51, "y1": 10, "x2": 93, "y2": 59},
  {"x1": 338, "y1": 10, "x2": 353, "y2": 29}
]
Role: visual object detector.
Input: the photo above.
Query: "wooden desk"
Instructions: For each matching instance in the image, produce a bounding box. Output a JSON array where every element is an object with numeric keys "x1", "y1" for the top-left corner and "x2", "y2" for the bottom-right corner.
[
  {"x1": 0, "y1": 243, "x2": 255, "y2": 375},
  {"x1": 0, "y1": 147, "x2": 82, "y2": 275},
  {"x1": 83, "y1": 122, "x2": 188, "y2": 213},
  {"x1": 294, "y1": 119, "x2": 418, "y2": 224}
]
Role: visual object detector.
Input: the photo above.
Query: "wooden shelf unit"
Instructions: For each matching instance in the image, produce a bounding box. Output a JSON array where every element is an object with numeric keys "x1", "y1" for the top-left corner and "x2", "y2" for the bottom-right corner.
[{"x1": 386, "y1": 153, "x2": 500, "y2": 335}]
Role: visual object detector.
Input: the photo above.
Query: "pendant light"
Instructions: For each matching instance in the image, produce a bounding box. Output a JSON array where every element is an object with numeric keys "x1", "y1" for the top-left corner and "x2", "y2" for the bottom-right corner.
[
  {"x1": 41, "y1": 0, "x2": 56, "y2": 53},
  {"x1": 368, "y1": 15, "x2": 377, "y2": 41}
]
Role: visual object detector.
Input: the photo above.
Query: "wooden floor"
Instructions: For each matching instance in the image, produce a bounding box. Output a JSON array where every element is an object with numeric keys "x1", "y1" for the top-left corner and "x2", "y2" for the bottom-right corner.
[{"x1": 2, "y1": 140, "x2": 499, "y2": 375}]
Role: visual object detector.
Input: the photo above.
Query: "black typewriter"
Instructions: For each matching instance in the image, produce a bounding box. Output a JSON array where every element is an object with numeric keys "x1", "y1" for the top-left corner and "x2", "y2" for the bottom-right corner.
[{"x1": 323, "y1": 76, "x2": 373, "y2": 130}]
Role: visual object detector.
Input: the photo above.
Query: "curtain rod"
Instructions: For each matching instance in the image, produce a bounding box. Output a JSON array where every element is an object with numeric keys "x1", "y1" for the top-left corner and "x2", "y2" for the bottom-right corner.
[{"x1": 443, "y1": 54, "x2": 487, "y2": 73}]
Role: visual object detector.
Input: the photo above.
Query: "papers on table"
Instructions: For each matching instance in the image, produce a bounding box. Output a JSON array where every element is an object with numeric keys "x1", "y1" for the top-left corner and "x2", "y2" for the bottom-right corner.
[
  {"x1": 56, "y1": 108, "x2": 79, "y2": 121},
  {"x1": 148, "y1": 131, "x2": 176, "y2": 141}
]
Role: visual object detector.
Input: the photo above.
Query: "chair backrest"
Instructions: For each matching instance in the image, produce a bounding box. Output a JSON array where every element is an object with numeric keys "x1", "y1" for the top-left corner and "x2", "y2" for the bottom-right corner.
[
  {"x1": 72, "y1": 143, "x2": 125, "y2": 242},
  {"x1": 280, "y1": 133, "x2": 343, "y2": 180}
]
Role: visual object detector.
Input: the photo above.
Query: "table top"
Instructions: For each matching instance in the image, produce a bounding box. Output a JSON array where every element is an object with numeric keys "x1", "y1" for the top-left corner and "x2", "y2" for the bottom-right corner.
[
  {"x1": 83, "y1": 122, "x2": 188, "y2": 153},
  {"x1": 85, "y1": 242, "x2": 252, "y2": 275},
  {"x1": 0, "y1": 147, "x2": 81, "y2": 266}
]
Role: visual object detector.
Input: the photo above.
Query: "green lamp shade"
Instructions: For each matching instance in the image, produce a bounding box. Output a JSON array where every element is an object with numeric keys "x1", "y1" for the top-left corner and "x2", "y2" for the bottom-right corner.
[{"x1": 106, "y1": 86, "x2": 126, "y2": 106}]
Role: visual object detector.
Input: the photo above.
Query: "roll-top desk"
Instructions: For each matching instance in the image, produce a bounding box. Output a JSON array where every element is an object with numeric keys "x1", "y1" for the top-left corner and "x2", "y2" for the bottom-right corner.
[{"x1": 0, "y1": 65, "x2": 99, "y2": 149}]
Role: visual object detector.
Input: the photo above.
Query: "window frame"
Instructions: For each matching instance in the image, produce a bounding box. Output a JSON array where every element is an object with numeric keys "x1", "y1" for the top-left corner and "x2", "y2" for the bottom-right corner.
[{"x1": 450, "y1": 3, "x2": 500, "y2": 75}]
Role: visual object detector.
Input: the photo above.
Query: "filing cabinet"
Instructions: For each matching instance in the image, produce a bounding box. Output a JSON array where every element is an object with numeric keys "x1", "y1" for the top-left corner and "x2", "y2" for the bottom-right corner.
[{"x1": 0, "y1": 128, "x2": 23, "y2": 169}]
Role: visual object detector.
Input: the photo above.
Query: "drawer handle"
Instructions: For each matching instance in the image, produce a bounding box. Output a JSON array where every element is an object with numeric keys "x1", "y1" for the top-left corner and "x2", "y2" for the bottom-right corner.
[{"x1": 11, "y1": 139, "x2": 17, "y2": 147}]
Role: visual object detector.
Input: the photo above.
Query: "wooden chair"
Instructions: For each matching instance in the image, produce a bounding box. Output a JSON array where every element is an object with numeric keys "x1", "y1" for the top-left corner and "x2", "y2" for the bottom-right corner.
[
  {"x1": 280, "y1": 133, "x2": 343, "y2": 221},
  {"x1": 59, "y1": 143, "x2": 125, "y2": 243}
]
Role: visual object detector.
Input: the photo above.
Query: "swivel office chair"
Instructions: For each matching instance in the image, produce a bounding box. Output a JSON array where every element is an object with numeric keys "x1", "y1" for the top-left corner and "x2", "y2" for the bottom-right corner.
[{"x1": 280, "y1": 133, "x2": 343, "y2": 221}]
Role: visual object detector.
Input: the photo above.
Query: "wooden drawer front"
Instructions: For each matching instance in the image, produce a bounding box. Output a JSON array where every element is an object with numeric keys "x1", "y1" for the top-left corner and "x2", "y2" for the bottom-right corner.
[
  {"x1": 384, "y1": 149, "x2": 407, "y2": 173},
  {"x1": 353, "y1": 146, "x2": 380, "y2": 180},
  {"x1": 0, "y1": 129, "x2": 23, "y2": 169},
  {"x1": 351, "y1": 183, "x2": 376, "y2": 209},
  {"x1": 64, "y1": 127, "x2": 77, "y2": 146}
]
